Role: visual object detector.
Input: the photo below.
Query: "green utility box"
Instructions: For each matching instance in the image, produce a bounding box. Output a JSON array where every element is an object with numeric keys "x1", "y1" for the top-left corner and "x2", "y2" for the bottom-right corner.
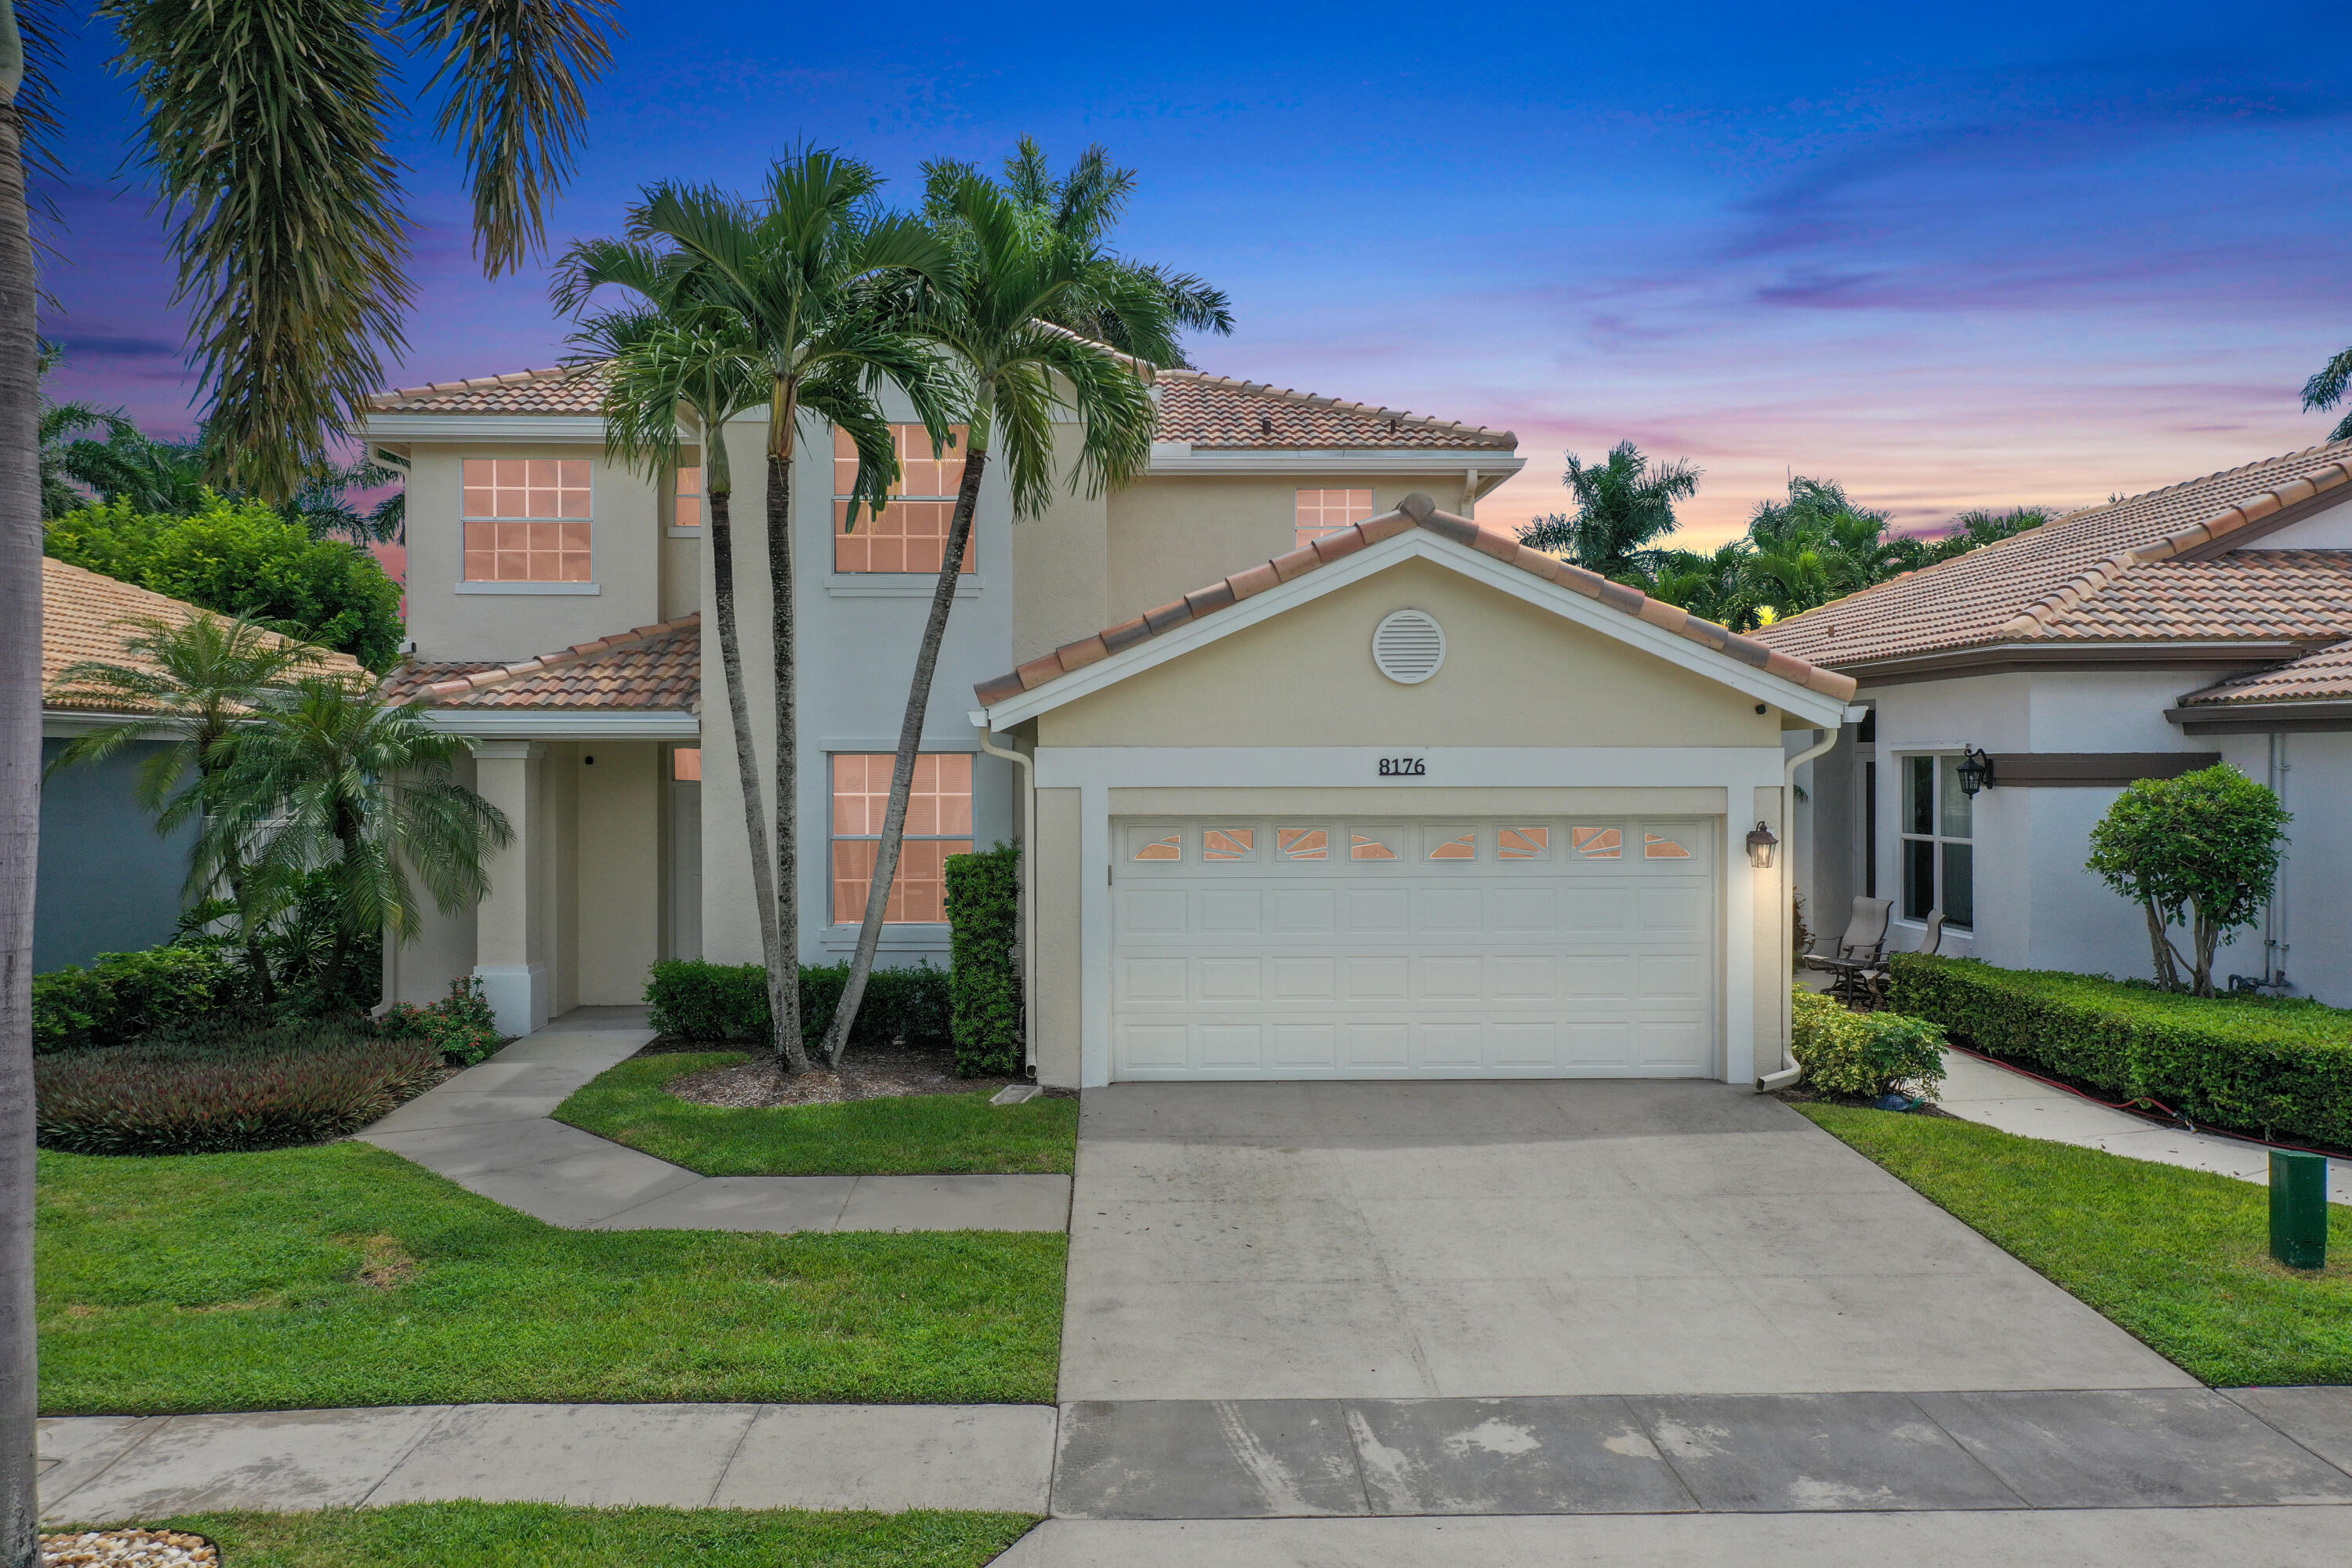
[{"x1": 2269, "y1": 1150, "x2": 2329, "y2": 1271}]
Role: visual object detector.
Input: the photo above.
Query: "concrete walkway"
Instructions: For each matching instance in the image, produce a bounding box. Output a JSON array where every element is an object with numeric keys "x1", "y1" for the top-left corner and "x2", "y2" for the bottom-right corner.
[
  {"x1": 356, "y1": 1007, "x2": 1070, "y2": 1233},
  {"x1": 1936, "y1": 1048, "x2": 2351, "y2": 1204},
  {"x1": 38, "y1": 1403, "x2": 1056, "y2": 1524}
]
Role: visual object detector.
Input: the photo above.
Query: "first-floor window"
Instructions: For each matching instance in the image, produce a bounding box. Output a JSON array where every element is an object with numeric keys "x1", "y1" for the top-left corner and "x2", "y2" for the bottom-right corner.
[
  {"x1": 829, "y1": 753, "x2": 973, "y2": 922},
  {"x1": 1900, "y1": 753, "x2": 1973, "y2": 927}
]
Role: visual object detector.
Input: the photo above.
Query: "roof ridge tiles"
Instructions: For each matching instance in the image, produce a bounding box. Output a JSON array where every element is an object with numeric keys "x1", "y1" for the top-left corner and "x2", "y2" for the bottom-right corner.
[{"x1": 972, "y1": 495, "x2": 1856, "y2": 709}]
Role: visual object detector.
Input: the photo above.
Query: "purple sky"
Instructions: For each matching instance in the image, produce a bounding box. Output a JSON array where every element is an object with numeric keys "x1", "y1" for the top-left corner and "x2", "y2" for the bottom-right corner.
[{"x1": 38, "y1": 0, "x2": 2352, "y2": 547}]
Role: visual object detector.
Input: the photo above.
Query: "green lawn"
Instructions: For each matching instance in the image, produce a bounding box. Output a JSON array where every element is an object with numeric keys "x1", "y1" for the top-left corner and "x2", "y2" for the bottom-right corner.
[
  {"x1": 37, "y1": 1142, "x2": 1064, "y2": 1414},
  {"x1": 554, "y1": 1051, "x2": 1079, "y2": 1177},
  {"x1": 72, "y1": 1504, "x2": 1036, "y2": 1567},
  {"x1": 1796, "y1": 1102, "x2": 2352, "y2": 1386}
]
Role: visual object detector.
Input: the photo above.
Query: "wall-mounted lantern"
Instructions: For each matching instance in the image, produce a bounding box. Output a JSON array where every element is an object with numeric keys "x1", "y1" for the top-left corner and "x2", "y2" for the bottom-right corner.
[
  {"x1": 1745, "y1": 821, "x2": 1779, "y2": 870},
  {"x1": 1955, "y1": 746, "x2": 1996, "y2": 797}
]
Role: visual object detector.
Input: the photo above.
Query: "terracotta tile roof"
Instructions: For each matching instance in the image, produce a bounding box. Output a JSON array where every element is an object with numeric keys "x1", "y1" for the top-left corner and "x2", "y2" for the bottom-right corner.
[
  {"x1": 382, "y1": 615, "x2": 699, "y2": 710},
  {"x1": 1152, "y1": 369, "x2": 1515, "y2": 452},
  {"x1": 367, "y1": 353, "x2": 1515, "y2": 452},
  {"x1": 2025, "y1": 551, "x2": 2352, "y2": 641},
  {"x1": 368, "y1": 362, "x2": 613, "y2": 416},
  {"x1": 1755, "y1": 441, "x2": 2352, "y2": 668},
  {"x1": 42, "y1": 557, "x2": 366, "y2": 712},
  {"x1": 2178, "y1": 638, "x2": 2352, "y2": 707},
  {"x1": 973, "y1": 493, "x2": 1857, "y2": 709}
]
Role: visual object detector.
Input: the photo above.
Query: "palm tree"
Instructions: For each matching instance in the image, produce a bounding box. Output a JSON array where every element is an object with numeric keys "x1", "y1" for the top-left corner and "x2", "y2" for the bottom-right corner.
[
  {"x1": 1517, "y1": 442, "x2": 1701, "y2": 582},
  {"x1": 201, "y1": 677, "x2": 513, "y2": 1013},
  {"x1": 2303, "y1": 346, "x2": 2352, "y2": 441},
  {"x1": 45, "y1": 612, "x2": 332, "y2": 1003},
  {"x1": 818, "y1": 168, "x2": 1163, "y2": 1069},
  {"x1": 985, "y1": 138, "x2": 1233, "y2": 368},
  {"x1": 619, "y1": 152, "x2": 960, "y2": 1073},
  {"x1": 550, "y1": 239, "x2": 788, "y2": 1062}
]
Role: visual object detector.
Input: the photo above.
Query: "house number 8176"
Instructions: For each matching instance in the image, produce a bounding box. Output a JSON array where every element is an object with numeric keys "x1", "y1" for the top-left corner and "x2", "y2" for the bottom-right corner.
[{"x1": 1377, "y1": 757, "x2": 1427, "y2": 777}]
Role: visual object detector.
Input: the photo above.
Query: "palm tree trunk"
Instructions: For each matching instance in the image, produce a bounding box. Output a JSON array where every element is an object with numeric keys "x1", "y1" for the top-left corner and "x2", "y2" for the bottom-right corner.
[
  {"x1": 820, "y1": 445, "x2": 988, "y2": 1068},
  {"x1": 0, "y1": 20, "x2": 48, "y2": 1561},
  {"x1": 317, "y1": 808, "x2": 366, "y2": 1009},
  {"x1": 765, "y1": 443, "x2": 809, "y2": 1073},
  {"x1": 706, "y1": 485, "x2": 786, "y2": 1043}
]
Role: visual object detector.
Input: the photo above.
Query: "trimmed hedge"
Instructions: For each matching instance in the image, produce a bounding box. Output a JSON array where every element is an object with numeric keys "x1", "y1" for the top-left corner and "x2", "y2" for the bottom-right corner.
[
  {"x1": 946, "y1": 844, "x2": 1022, "y2": 1077},
  {"x1": 1791, "y1": 989, "x2": 1946, "y2": 1099},
  {"x1": 644, "y1": 959, "x2": 951, "y2": 1054},
  {"x1": 34, "y1": 1021, "x2": 445, "y2": 1154},
  {"x1": 32, "y1": 946, "x2": 243, "y2": 1053},
  {"x1": 1890, "y1": 953, "x2": 2352, "y2": 1147}
]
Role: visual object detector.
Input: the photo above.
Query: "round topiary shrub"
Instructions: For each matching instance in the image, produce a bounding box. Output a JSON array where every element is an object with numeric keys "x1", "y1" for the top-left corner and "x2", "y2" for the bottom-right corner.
[
  {"x1": 1791, "y1": 989, "x2": 1947, "y2": 1101},
  {"x1": 34, "y1": 1022, "x2": 445, "y2": 1155}
]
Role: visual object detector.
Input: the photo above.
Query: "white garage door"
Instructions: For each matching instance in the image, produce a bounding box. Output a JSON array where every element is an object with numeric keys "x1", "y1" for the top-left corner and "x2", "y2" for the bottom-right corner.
[{"x1": 1111, "y1": 817, "x2": 1718, "y2": 1080}]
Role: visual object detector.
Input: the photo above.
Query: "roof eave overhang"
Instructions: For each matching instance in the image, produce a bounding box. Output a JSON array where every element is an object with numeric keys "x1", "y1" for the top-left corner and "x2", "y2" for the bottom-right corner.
[
  {"x1": 361, "y1": 412, "x2": 608, "y2": 444},
  {"x1": 1144, "y1": 444, "x2": 1523, "y2": 480},
  {"x1": 2165, "y1": 699, "x2": 2352, "y2": 735},
  {"x1": 419, "y1": 709, "x2": 699, "y2": 739},
  {"x1": 981, "y1": 529, "x2": 1852, "y2": 734},
  {"x1": 1838, "y1": 640, "x2": 2311, "y2": 688}
]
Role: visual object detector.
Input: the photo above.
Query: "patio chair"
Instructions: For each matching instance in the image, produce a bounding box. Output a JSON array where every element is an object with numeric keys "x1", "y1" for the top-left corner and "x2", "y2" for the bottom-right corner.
[
  {"x1": 1800, "y1": 896, "x2": 1893, "y2": 1007},
  {"x1": 1854, "y1": 909, "x2": 1943, "y2": 1011}
]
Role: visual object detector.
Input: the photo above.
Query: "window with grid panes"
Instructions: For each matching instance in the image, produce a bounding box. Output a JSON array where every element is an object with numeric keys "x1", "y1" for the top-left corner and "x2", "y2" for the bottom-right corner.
[
  {"x1": 1294, "y1": 488, "x2": 1376, "y2": 549},
  {"x1": 833, "y1": 425, "x2": 974, "y2": 573},
  {"x1": 462, "y1": 459, "x2": 592, "y2": 581},
  {"x1": 829, "y1": 753, "x2": 973, "y2": 922},
  {"x1": 1899, "y1": 754, "x2": 1973, "y2": 928}
]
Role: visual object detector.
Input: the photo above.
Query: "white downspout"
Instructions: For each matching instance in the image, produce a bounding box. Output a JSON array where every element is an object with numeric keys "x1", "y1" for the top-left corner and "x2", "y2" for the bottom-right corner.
[
  {"x1": 1758, "y1": 723, "x2": 1845, "y2": 1091},
  {"x1": 973, "y1": 714, "x2": 1036, "y2": 1075}
]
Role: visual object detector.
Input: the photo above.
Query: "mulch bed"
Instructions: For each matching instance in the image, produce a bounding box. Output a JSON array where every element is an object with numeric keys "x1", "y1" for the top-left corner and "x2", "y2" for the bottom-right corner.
[
  {"x1": 630, "y1": 1035, "x2": 1051, "y2": 1109},
  {"x1": 42, "y1": 1531, "x2": 217, "y2": 1567}
]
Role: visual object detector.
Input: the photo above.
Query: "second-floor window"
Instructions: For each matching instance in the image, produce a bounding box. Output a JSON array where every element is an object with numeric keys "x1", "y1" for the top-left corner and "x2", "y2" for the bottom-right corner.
[
  {"x1": 830, "y1": 752, "x2": 973, "y2": 923},
  {"x1": 834, "y1": 424, "x2": 975, "y2": 574},
  {"x1": 673, "y1": 464, "x2": 702, "y2": 530},
  {"x1": 463, "y1": 459, "x2": 591, "y2": 582},
  {"x1": 1296, "y1": 488, "x2": 1375, "y2": 550}
]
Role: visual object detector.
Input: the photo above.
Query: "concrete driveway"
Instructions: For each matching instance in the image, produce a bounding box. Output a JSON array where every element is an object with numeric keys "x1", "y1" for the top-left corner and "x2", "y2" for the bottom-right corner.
[{"x1": 1059, "y1": 1081, "x2": 2190, "y2": 1402}]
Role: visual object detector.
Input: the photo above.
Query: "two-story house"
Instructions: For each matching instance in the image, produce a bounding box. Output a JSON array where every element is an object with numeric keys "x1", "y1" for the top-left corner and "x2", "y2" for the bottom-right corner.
[{"x1": 366, "y1": 352, "x2": 1860, "y2": 1091}]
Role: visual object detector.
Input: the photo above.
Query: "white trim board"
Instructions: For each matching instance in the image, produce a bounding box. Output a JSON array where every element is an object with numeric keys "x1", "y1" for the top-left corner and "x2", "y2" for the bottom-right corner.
[
  {"x1": 1145, "y1": 445, "x2": 1526, "y2": 482},
  {"x1": 361, "y1": 414, "x2": 607, "y2": 444},
  {"x1": 981, "y1": 528, "x2": 1853, "y2": 731},
  {"x1": 422, "y1": 710, "x2": 700, "y2": 740}
]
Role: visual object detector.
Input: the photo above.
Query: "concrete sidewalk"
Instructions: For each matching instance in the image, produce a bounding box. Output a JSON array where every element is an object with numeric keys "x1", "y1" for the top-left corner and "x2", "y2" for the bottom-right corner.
[
  {"x1": 38, "y1": 1403, "x2": 1056, "y2": 1524},
  {"x1": 1935, "y1": 1048, "x2": 2351, "y2": 1204},
  {"x1": 356, "y1": 1007, "x2": 1071, "y2": 1234}
]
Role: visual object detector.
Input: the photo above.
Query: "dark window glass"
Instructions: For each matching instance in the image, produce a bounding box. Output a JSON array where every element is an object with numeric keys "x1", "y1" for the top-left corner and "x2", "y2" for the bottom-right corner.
[
  {"x1": 1904, "y1": 837, "x2": 1936, "y2": 920},
  {"x1": 1863, "y1": 761, "x2": 1878, "y2": 898},
  {"x1": 1943, "y1": 843, "x2": 1974, "y2": 928},
  {"x1": 1907, "y1": 756, "x2": 1935, "y2": 836}
]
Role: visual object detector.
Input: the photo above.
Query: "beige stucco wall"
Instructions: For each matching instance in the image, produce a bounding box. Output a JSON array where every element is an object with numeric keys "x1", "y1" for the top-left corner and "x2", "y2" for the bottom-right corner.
[
  {"x1": 1010, "y1": 426, "x2": 1112, "y2": 666},
  {"x1": 402, "y1": 444, "x2": 662, "y2": 663},
  {"x1": 576, "y1": 742, "x2": 663, "y2": 1004},
  {"x1": 1033, "y1": 786, "x2": 1083, "y2": 1088},
  {"x1": 1105, "y1": 476, "x2": 1472, "y2": 626},
  {"x1": 1040, "y1": 557, "x2": 1782, "y2": 750},
  {"x1": 384, "y1": 750, "x2": 480, "y2": 1008}
]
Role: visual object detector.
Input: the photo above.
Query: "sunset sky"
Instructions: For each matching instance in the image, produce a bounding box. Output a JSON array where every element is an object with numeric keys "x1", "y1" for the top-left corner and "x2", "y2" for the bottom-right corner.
[{"x1": 35, "y1": 0, "x2": 2351, "y2": 547}]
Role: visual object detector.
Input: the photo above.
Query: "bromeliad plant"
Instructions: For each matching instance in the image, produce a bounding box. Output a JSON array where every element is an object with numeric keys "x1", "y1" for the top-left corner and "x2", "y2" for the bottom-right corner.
[{"x1": 2085, "y1": 764, "x2": 2290, "y2": 996}]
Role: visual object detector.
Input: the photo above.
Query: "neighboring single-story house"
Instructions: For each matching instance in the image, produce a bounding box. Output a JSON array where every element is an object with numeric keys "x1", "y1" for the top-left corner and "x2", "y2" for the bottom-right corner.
[
  {"x1": 1755, "y1": 440, "x2": 2352, "y2": 1006},
  {"x1": 35, "y1": 558, "x2": 366, "y2": 971}
]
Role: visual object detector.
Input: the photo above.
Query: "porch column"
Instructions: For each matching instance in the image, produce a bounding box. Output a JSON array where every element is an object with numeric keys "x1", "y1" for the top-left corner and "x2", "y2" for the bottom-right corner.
[{"x1": 471, "y1": 739, "x2": 546, "y2": 1036}]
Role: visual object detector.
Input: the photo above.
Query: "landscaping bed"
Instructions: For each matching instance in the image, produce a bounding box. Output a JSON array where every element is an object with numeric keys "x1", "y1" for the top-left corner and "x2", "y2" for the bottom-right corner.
[
  {"x1": 554, "y1": 1051, "x2": 1078, "y2": 1177},
  {"x1": 53, "y1": 1504, "x2": 1036, "y2": 1568},
  {"x1": 1795, "y1": 1101, "x2": 2352, "y2": 1387},
  {"x1": 36, "y1": 1142, "x2": 1065, "y2": 1413}
]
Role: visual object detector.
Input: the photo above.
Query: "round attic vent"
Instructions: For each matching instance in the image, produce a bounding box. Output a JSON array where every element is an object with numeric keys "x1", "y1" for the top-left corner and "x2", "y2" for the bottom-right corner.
[{"x1": 1372, "y1": 609, "x2": 1446, "y2": 684}]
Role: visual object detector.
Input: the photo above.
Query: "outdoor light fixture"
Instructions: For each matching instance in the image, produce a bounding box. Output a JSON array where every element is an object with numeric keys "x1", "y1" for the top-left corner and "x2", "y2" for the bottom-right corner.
[
  {"x1": 1955, "y1": 746, "x2": 1996, "y2": 797},
  {"x1": 1745, "y1": 821, "x2": 1779, "y2": 869}
]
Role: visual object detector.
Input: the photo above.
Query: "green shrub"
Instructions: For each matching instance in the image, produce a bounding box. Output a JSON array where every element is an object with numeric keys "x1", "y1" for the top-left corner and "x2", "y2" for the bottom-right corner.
[
  {"x1": 1791, "y1": 989, "x2": 1947, "y2": 1099},
  {"x1": 34, "y1": 1020, "x2": 445, "y2": 1154},
  {"x1": 1891, "y1": 953, "x2": 2352, "y2": 1146},
  {"x1": 45, "y1": 495, "x2": 406, "y2": 670},
  {"x1": 644, "y1": 959, "x2": 952, "y2": 1054},
  {"x1": 946, "y1": 844, "x2": 1022, "y2": 1077},
  {"x1": 31, "y1": 946, "x2": 244, "y2": 1053},
  {"x1": 381, "y1": 976, "x2": 504, "y2": 1065}
]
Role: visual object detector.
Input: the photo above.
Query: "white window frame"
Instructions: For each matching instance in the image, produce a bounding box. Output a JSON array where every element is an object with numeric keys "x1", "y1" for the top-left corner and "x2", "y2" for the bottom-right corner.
[{"x1": 826, "y1": 751, "x2": 975, "y2": 927}]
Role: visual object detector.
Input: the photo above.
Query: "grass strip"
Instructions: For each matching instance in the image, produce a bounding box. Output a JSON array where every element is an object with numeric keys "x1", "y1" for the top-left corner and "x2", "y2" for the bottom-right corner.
[
  {"x1": 554, "y1": 1051, "x2": 1079, "y2": 1176},
  {"x1": 38, "y1": 1142, "x2": 1064, "y2": 1413},
  {"x1": 1795, "y1": 1102, "x2": 2352, "y2": 1387}
]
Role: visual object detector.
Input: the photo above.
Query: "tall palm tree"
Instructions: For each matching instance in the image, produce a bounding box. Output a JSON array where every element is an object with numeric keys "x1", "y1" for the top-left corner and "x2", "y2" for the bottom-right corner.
[
  {"x1": 971, "y1": 137, "x2": 1231, "y2": 369},
  {"x1": 2303, "y1": 345, "x2": 2352, "y2": 441},
  {"x1": 45, "y1": 612, "x2": 332, "y2": 1003},
  {"x1": 818, "y1": 169, "x2": 1163, "y2": 1068},
  {"x1": 550, "y1": 241, "x2": 788, "y2": 1060},
  {"x1": 622, "y1": 153, "x2": 959, "y2": 1073},
  {"x1": 1518, "y1": 441, "x2": 1701, "y2": 582},
  {"x1": 201, "y1": 677, "x2": 513, "y2": 1011}
]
